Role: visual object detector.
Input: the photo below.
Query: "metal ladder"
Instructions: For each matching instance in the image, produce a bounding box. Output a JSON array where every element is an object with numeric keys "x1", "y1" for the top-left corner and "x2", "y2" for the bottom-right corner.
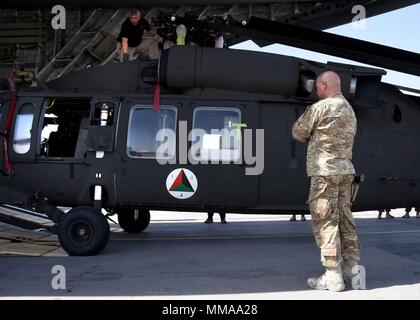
[{"x1": 37, "y1": 8, "x2": 129, "y2": 82}]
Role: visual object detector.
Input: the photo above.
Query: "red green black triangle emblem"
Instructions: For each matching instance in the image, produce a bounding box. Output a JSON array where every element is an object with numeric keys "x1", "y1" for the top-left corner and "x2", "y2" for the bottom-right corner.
[{"x1": 169, "y1": 169, "x2": 194, "y2": 192}]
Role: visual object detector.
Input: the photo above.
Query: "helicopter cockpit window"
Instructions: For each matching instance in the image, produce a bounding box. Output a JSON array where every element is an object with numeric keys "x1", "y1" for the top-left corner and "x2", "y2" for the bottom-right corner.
[
  {"x1": 13, "y1": 103, "x2": 35, "y2": 154},
  {"x1": 39, "y1": 98, "x2": 91, "y2": 158},
  {"x1": 192, "y1": 107, "x2": 241, "y2": 162},
  {"x1": 127, "y1": 106, "x2": 177, "y2": 159}
]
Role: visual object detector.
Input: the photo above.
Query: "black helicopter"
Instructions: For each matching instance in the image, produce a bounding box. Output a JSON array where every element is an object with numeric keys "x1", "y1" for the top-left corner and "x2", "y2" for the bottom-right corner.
[{"x1": 1, "y1": 10, "x2": 420, "y2": 256}]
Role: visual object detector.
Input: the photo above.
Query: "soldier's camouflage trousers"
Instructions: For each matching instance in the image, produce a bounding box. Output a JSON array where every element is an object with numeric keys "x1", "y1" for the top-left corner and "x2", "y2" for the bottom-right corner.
[{"x1": 308, "y1": 174, "x2": 361, "y2": 268}]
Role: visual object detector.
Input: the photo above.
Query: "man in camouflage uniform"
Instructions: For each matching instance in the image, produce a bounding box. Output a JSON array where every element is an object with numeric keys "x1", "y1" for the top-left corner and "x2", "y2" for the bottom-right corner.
[{"x1": 292, "y1": 71, "x2": 361, "y2": 292}]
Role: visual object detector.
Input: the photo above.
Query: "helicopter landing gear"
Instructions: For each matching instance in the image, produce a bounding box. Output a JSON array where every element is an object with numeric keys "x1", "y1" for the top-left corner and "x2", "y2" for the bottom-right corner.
[
  {"x1": 58, "y1": 206, "x2": 110, "y2": 256},
  {"x1": 118, "y1": 208, "x2": 151, "y2": 233}
]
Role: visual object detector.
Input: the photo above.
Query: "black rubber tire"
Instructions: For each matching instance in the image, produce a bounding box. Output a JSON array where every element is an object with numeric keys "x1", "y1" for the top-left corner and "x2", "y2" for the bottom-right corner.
[
  {"x1": 118, "y1": 209, "x2": 150, "y2": 233},
  {"x1": 58, "y1": 207, "x2": 110, "y2": 256}
]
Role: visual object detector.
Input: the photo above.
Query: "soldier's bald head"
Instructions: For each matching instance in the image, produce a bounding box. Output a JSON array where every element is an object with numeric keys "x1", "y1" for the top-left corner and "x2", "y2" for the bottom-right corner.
[
  {"x1": 316, "y1": 71, "x2": 342, "y2": 100},
  {"x1": 318, "y1": 71, "x2": 341, "y2": 87}
]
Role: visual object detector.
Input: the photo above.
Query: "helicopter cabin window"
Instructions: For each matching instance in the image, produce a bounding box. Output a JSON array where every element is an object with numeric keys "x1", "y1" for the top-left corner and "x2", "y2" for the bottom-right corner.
[
  {"x1": 39, "y1": 98, "x2": 91, "y2": 158},
  {"x1": 127, "y1": 106, "x2": 177, "y2": 159},
  {"x1": 13, "y1": 103, "x2": 35, "y2": 154},
  {"x1": 192, "y1": 107, "x2": 241, "y2": 162}
]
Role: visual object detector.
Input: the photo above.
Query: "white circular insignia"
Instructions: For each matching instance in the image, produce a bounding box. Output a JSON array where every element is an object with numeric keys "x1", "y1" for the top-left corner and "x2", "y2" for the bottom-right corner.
[{"x1": 166, "y1": 168, "x2": 198, "y2": 199}]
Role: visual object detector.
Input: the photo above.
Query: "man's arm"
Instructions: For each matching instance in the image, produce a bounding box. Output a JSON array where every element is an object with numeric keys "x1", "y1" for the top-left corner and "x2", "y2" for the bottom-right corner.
[
  {"x1": 121, "y1": 37, "x2": 129, "y2": 54},
  {"x1": 119, "y1": 21, "x2": 130, "y2": 60},
  {"x1": 292, "y1": 103, "x2": 320, "y2": 143},
  {"x1": 121, "y1": 37, "x2": 129, "y2": 62}
]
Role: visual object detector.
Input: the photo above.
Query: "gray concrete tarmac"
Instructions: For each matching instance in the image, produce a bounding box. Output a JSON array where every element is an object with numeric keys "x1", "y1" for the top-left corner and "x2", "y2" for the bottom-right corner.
[{"x1": 1, "y1": 210, "x2": 419, "y2": 299}]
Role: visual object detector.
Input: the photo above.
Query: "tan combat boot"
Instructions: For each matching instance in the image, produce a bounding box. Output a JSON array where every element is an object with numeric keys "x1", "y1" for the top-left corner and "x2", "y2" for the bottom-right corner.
[{"x1": 307, "y1": 265, "x2": 345, "y2": 292}]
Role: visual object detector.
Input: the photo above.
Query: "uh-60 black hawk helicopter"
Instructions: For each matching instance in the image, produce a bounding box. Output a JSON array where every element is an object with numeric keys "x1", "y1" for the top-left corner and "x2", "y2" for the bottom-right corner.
[{"x1": 1, "y1": 8, "x2": 420, "y2": 255}]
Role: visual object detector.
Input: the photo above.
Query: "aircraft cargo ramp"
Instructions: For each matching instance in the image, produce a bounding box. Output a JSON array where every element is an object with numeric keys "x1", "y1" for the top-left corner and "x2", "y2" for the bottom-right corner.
[{"x1": 0, "y1": 222, "x2": 67, "y2": 257}]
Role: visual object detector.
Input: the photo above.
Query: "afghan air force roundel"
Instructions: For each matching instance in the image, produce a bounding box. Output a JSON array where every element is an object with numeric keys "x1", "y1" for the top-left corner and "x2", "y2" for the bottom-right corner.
[{"x1": 166, "y1": 168, "x2": 198, "y2": 199}]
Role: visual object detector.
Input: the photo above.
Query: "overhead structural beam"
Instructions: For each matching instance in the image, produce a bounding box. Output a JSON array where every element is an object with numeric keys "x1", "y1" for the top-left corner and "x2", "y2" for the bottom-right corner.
[
  {"x1": 171, "y1": 15, "x2": 420, "y2": 77},
  {"x1": 3, "y1": 0, "x2": 309, "y2": 7},
  {"x1": 1, "y1": 0, "x2": 418, "y2": 10}
]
